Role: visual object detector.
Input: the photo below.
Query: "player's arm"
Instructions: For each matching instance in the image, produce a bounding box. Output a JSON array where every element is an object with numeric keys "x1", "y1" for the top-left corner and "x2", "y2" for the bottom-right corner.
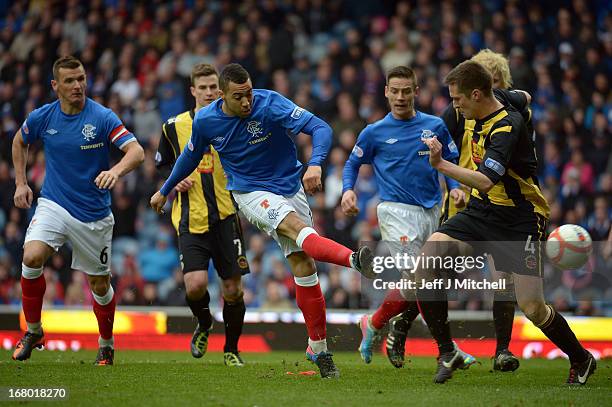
[
  {"x1": 299, "y1": 115, "x2": 332, "y2": 194},
  {"x1": 95, "y1": 140, "x2": 145, "y2": 189},
  {"x1": 155, "y1": 122, "x2": 193, "y2": 193},
  {"x1": 341, "y1": 127, "x2": 372, "y2": 216},
  {"x1": 423, "y1": 136, "x2": 494, "y2": 193},
  {"x1": 437, "y1": 122, "x2": 466, "y2": 207},
  {"x1": 11, "y1": 129, "x2": 33, "y2": 209},
  {"x1": 151, "y1": 121, "x2": 209, "y2": 213},
  {"x1": 96, "y1": 113, "x2": 144, "y2": 189},
  {"x1": 269, "y1": 91, "x2": 330, "y2": 195},
  {"x1": 424, "y1": 120, "x2": 518, "y2": 193}
]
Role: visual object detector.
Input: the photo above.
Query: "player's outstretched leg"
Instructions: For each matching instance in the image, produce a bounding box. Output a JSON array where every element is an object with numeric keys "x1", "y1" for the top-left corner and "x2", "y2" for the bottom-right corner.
[
  {"x1": 295, "y1": 227, "x2": 375, "y2": 279},
  {"x1": 13, "y1": 262, "x2": 46, "y2": 361},
  {"x1": 91, "y1": 280, "x2": 116, "y2": 366},
  {"x1": 515, "y1": 274, "x2": 595, "y2": 385}
]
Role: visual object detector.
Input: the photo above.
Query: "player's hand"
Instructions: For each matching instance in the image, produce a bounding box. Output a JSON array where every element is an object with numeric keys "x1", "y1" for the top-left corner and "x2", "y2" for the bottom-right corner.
[
  {"x1": 14, "y1": 183, "x2": 33, "y2": 209},
  {"x1": 175, "y1": 177, "x2": 194, "y2": 193},
  {"x1": 341, "y1": 190, "x2": 359, "y2": 217},
  {"x1": 450, "y1": 188, "x2": 466, "y2": 208},
  {"x1": 150, "y1": 191, "x2": 167, "y2": 214},
  {"x1": 95, "y1": 169, "x2": 120, "y2": 189},
  {"x1": 422, "y1": 135, "x2": 442, "y2": 168},
  {"x1": 303, "y1": 165, "x2": 322, "y2": 195}
]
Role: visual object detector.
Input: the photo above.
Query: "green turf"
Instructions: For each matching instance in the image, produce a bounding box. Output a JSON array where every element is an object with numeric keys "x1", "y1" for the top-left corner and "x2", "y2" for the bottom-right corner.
[{"x1": 0, "y1": 350, "x2": 610, "y2": 406}]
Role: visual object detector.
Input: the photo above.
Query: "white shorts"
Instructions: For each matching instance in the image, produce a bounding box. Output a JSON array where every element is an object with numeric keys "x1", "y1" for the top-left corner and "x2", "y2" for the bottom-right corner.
[
  {"x1": 25, "y1": 198, "x2": 114, "y2": 275},
  {"x1": 232, "y1": 186, "x2": 313, "y2": 257},
  {"x1": 377, "y1": 201, "x2": 440, "y2": 257}
]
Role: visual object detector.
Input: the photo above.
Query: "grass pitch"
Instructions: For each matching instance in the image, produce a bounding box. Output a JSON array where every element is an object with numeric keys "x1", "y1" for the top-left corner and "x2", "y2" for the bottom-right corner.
[{"x1": 1, "y1": 350, "x2": 610, "y2": 406}]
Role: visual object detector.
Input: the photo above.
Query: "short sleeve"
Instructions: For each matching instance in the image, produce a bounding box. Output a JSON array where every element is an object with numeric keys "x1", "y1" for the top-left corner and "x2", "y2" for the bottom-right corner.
[
  {"x1": 267, "y1": 91, "x2": 314, "y2": 135},
  {"x1": 349, "y1": 126, "x2": 374, "y2": 165},
  {"x1": 478, "y1": 119, "x2": 519, "y2": 184},
  {"x1": 183, "y1": 115, "x2": 210, "y2": 160},
  {"x1": 494, "y1": 88, "x2": 527, "y2": 112},
  {"x1": 21, "y1": 109, "x2": 43, "y2": 144},
  {"x1": 106, "y1": 110, "x2": 135, "y2": 149},
  {"x1": 155, "y1": 122, "x2": 178, "y2": 177}
]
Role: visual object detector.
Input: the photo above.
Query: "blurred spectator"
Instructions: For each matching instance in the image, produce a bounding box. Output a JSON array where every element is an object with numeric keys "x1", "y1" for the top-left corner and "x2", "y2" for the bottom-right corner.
[
  {"x1": 260, "y1": 280, "x2": 293, "y2": 310},
  {"x1": 587, "y1": 196, "x2": 611, "y2": 241},
  {"x1": 561, "y1": 149, "x2": 595, "y2": 194},
  {"x1": 42, "y1": 267, "x2": 64, "y2": 306},
  {"x1": 143, "y1": 282, "x2": 162, "y2": 306},
  {"x1": 162, "y1": 269, "x2": 186, "y2": 306},
  {"x1": 324, "y1": 267, "x2": 349, "y2": 308},
  {"x1": 0, "y1": 263, "x2": 14, "y2": 304},
  {"x1": 111, "y1": 67, "x2": 141, "y2": 107},
  {"x1": 116, "y1": 251, "x2": 145, "y2": 305},
  {"x1": 139, "y1": 233, "x2": 179, "y2": 283},
  {"x1": 132, "y1": 98, "x2": 162, "y2": 147},
  {"x1": 64, "y1": 271, "x2": 91, "y2": 306}
]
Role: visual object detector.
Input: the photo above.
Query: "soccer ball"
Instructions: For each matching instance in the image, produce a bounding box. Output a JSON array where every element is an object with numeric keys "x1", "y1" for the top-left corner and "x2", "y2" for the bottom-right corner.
[{"x1": 545, "y1": 224, "x2": 592, "y2": 270}]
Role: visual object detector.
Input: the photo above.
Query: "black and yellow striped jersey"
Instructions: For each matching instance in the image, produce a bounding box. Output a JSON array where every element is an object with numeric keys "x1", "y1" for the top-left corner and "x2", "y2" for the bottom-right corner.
[
  {"x1": 467, "y1": 103, "x2": 549, "y2": 218},
  {"x1": 440, "y1": 104, "x2": 474, "y2": 221},
  {"x1": 155, "y1": 110, "x2": 236, "y2": 235},
  {"x1": 440, "y1": 88, "x2": 541, "y2": 219}
]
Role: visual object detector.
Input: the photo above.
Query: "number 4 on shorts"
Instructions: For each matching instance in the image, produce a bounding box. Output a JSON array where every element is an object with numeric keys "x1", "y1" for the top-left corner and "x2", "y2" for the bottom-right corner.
[{"x1": 524, "y1": 235, "x2": 535, "y2": 254}]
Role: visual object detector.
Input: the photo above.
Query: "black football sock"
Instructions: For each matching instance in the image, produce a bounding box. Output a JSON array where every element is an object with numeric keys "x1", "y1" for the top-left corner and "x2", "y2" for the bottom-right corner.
[
  {"x1": 539, "y1": 305, "x2": 588, "y2": 363},
  {"x1": 416, "y1": 288, "x2": 454, "y2": 355},
  {"x1": 396, "y1": 301, "x2": 421, "y2": 333},
  {"x1": 186, "y1": 291, "x2": 213, "y2": 330},
  {"x1": 223, "y1": 298, "x2": 246, "y2": 353},
  {"x1": 493, "y1": 292, "x2": 515, "y2": 353}
]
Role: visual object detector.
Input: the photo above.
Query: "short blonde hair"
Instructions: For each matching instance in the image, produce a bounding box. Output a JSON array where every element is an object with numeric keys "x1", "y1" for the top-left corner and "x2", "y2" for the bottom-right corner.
[{"x1": 470, "y1": 49, "x2": 512, "y2": 89}]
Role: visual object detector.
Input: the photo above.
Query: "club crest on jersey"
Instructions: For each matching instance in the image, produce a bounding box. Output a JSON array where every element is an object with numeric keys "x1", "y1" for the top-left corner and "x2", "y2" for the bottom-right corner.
[
  {"x1": 82, "y1": 124, "x2": 97, "y2": 141},
  {"x1": 421, "y1": 129, "x2": 435, "y2": 139},
  {"x1": 246, "y1": 121, "x2": 263, "y2": 138}
]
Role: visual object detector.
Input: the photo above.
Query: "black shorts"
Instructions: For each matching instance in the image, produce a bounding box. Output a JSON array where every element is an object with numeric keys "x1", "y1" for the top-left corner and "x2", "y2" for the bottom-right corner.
[
  {"x1": 437, "y1": 198, "x2": 548, "y2": 276},
  {"x1": 178, "y1": 214, "x2": 250, "y2": 279}
]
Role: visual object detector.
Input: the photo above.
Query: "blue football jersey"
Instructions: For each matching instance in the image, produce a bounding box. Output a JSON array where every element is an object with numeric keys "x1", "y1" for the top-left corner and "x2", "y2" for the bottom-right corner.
[
  {"x1": 343, "y1": 111, "x2": 459, "y2": 208},
  {"x1": 185, "y1": 89, "x2": 314, "y2": 195},
  {"x1": 21, "y1": 98, "x2": 135, "y2": 222}
]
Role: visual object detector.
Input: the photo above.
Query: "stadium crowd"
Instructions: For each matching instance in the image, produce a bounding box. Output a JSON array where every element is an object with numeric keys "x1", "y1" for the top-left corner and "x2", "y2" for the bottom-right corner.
[{"x1": 0, "y1": 0, "x2": 610, "y2": 314}]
